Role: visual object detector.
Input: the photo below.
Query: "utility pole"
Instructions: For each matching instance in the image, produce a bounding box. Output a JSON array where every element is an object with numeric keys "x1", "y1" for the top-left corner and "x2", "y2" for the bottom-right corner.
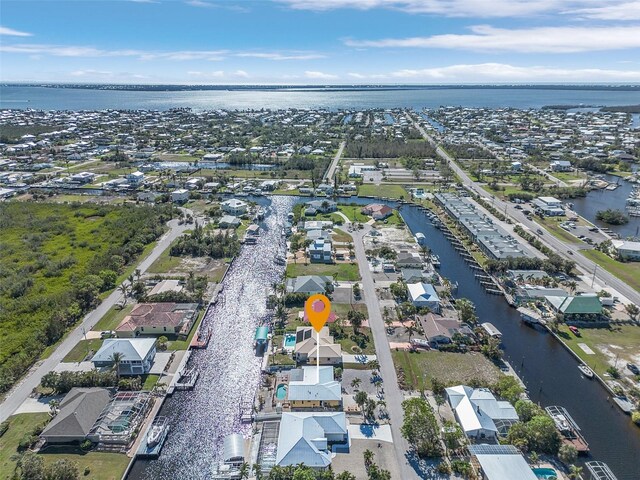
[{"x1": 591, "y1": 264, "x2": 598, "y2": 289}]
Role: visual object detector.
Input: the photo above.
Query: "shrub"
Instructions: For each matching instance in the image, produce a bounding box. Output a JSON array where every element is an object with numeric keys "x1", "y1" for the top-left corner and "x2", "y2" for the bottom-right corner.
[
  {"x1": 80, "y1": 439, "x2": 93, "y2": 451},
  {"x1": 0, "y1": 420, "x2": 9, "y2": 437}
]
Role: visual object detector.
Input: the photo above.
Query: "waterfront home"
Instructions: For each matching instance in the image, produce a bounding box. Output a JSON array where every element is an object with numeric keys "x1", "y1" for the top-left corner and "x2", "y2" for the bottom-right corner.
[
  {"x1": 92, "y1": 338, "x2": 157, "y2": 375},
  {"x1": 294, "y1": 326, "x2": 342, "y2": 365},
  {"x1": 418, "y1": 314, "x2": 467, "y2": 345},
  {"x1": 446, "y1": 385, "x2": 519, "y2": 440},
  {"x1": 361, "y1": 203, "x2": 393, "y2": 220},
  {"x1": 305, "y1": 199, "x2": 337, "y2": 214},
  {"x1": 550, "y1": 160, "x2": 572, "y2": 171},
  {"x1": 221, "y1": 198, "x2": 248, "y2": 215},
  {"x1": 275, "y1": 412, "x2": 348, "y2": 469},
  {"x1": 544, "y1": 294, "x2": 604, "y2": 322},
  {"x1": 115, "y1": 303, "x2": 198, "y2": 338},
  {"x1": 285, "y1": 366, "x2": 342, "y2": 410},
  {"x1": 40, "y1": 388, "x2": 110, "y2": 445},
  {"x1": 513, "y1": 286, "x2": 568, "y2": 305},
  {"x1": 218, "y1": 215, "x2": 241, "y2": 228},
  {"x1": 286, "y1": 275, "x2": 333, "y2": 295},
  {"x1": 468, "y1": 445, "x2": 537, "y2": 480},
  {"x1": 307, "y1": 238, "x2": 333, "y2": 264},
  {"x1": 612, "y1": 240, "x2": 640, "y2": 261},
  {"x1": 407, "y1": 282, "x2": 441, "y2": 313},
  {"x1": 395, "y1": 252, "x2": 423, "y2": 269},
  {"x1": 70, "y1": 171, "x2": 96, "y2": 184},
  {"x1": 303, "y1": 220, "x2": 333, "y2": 231},
  {"x1": 170, "y1": 189, "x2": 189, "y2": 203},
  {"x1": 533, "y1": 196, "x2": 565, "y2": 216},
  {"x1": 400, "y1": 267, "x2": 431, "y2": 284}
]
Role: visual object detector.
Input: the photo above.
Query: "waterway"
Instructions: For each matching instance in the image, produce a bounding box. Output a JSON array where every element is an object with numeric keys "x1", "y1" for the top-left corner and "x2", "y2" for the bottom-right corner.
[
  {"x1": 571, "y1": 173, "x2": 640, "y2": 239},
  {"x1": 400, "y1": 203, "x2": 640, "y2": 480},
  {"x1": 129, "y1": 196, "x2": 639, "y2": 479},
  {"x1": 129, "y1": 195, "x2": 294, "y2": 480}
]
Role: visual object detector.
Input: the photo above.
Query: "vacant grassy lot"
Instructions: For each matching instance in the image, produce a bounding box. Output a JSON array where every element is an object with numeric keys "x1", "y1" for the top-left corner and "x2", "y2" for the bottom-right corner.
[
  {"x1": 392, "y1": 350, "x2": 502, "y2": 391},
  {"x1": 581, "y1": 250, "x2": 640, "y2": 292},
  {"x1": 334, "y1": 326, "x2": 376, "y2": 355},
  {"x1": 357, "y1": 184, "x2": 407, "y2": 199},
  {"x1": 286, "y1": 262, "x2": 361, "y2": 281},
  {"x1": 556, "y1": 324, "x2": 640, "y2": 376},
  {"x1": 533, "y1": 217, "x2": 583, "y2": 244},
  {"x1": 92, "y1": 305, "x2": 133, "y2": 332},
  {"x1": 146, "y1": 244, "x2": 183, "y2": 273},
  {"x1": 63, "y1": 339, "x2": 104, "y2": 363},
  {"x1": 0, "y1": 201, "x2": 171, "y2": 394},
  {"x1": 332, "y1": 228, "x2": 353, "y2": 243}
]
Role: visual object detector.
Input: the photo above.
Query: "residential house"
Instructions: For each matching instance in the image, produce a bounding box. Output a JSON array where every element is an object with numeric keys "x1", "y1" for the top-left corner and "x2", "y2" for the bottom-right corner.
[
  {"x1": 307, "y1": 238, "x2": 333, "y2": 264},
  {"x1": 171, "y1": 189, "x2": 189, "y2": 203},
  {"x1": 305, "y1": 200, "x2": 337, "y2": 214},
  {"x1": 286, "y1": 275, "x2": 333, "y2": 295},
  {"x1": 513, "y1": 286, "x2": 568, "y2": 305},
  {"x1": 40, "y1": 388, "x2": 111, "y2": 444},
  {"x1": 612, "y1": 240, "x2": 640, "y2": 261},
  {"x1": 115, "y1": 303, "x2": 198, "y2": 338},
  {"x1": 303, "y1": 221, "x2": 333, "y2": 231},
  {"x1": 419, "y1": 314, "x2": 466, "y2": 345},
  {"x1": 221, "y1": 198, "x2": 248, "y2": 215},
  {"x1": 395, "y1": 252, "x2": 423, "y2": 269},
  {"x1": 275, "y1": 412, "x2": 348, "y2": 469},
  {"x1": 533, "y1": 196, "x2": 564, "y2": 216},
  {"x1": 218, "y1": 215, "x2": 241, "y2": 229},
  {"x1": 408, "y1": 282, "x2": 441, "y2": 313},
  {"x1": 545, "y1": 294, "x2": 603, "y2": 322},
  {"x1": 361, "y1": 203, "x2": 393, "y2": 220},
  {"x1": 446, "y1": 385, "x2": 519, "y2": 440},
  {"x1": 126, "y1": 171, "x2": 145, "y2": 185},
  {"x1": 285, "y1": 366, "x2": 342, "y2": 410},
  {"x1": 550, "y1": 160, "x2": 572, "y2": 171},
  {"x1": 70, "y1": 172, "x2": 96, "y2": 184},
  {"x1": 92, "y1": 338, "x2": 157, "y2": 375},
  {"x1": 468, "y1": 445, "x2": 538, "y2": 480},
  {"x1": 295, "y1": 326, "x2": 342, "y2": 365}
]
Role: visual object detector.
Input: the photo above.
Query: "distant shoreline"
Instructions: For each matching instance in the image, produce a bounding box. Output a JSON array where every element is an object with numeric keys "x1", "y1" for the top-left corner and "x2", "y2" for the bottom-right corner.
[{"x1": 3, "y1": 83, "x2": 640, "y2": 93}]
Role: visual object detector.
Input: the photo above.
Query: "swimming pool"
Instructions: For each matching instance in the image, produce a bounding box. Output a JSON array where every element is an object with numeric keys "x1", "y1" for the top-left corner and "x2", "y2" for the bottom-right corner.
[
  {"x1": 275, "y1": 383, "x2": 287, "y2": 400},
  {"x1": 284, "y1": 334, "x2": 296, "y2": 348},
  {"x1": 532, "y1": 467, "x2": 558, "y2": 480}
]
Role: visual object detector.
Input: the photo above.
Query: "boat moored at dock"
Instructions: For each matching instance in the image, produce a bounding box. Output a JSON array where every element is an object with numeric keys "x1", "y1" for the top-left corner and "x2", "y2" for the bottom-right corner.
[
  {"x1": 578, "y1": 364, "x2": 594, "y2": 379},
  {"x1": 545, "y1": 405, "x2": 589, "y2": 453}
]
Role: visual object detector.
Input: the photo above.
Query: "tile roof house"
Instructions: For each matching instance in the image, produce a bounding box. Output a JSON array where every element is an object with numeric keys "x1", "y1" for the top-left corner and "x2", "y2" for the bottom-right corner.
[
  {"x1": 408, "y1": 282, "x2": 441, "y2": 313},
  {"x1": 295, "y1": 327, "x2": 342, "y2": 365},
  {"x1": 361, "y1": 203, "x2": 393, "y2": 220},
  {"x1": 115, "y1": 303, "x2": 198, "y2": 338},
  {"x1": 276, "y1": 412, "x2": 348, "y2": 469},
  {"x1": 40, "y1": 388, "x2": 110, "y2": 444},
  {"x1": 285, "y1": 366, "x2": 342, "y2": 409},
  {"x1": 446, "y1": 385, "x2": 519, "y2": 440},
  {"x1": 286, "y1": 275, "x2": 333, "y2": 295},
  {"x1": 92, "y1": 338, "x2": 157, "y2": 375}
]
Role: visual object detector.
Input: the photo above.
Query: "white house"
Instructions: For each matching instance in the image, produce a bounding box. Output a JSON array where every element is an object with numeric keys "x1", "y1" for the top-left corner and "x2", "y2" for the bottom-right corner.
[
  {"x1": 126, "y1": 171, "x2": 145, "y2": 184},
  {"x1": 445, "y1": 385, "x2": 519, "y2": 440},
  {"x1": 171, "y1": 189, "x2": 189, "y2": 203},
  {"x1": 550, "y1": 160, "x2": 572, "y2": 172},
  {"x1": 407, "y1": 282, "x2": 441, "y2": 313},
  {"x1": 612, "y1": 240, "x2": 640, "y2": 261},
  {"x1": 92, "y1": 338, "x2": 157, "y2": 375},
  {"x1": 275, "y1": 412, "x2": 348, "y2": 469},
  {"x1": 221, "y1": 198, "x2": 248, "y2": 215}
]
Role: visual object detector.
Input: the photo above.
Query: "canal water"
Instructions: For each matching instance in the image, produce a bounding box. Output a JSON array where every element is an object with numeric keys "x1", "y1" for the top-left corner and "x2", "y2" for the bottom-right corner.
[
  {"x1": 571, "y1": 173, "x2": 640, "y2": 239},
  {"x1": 400, "y1": 204, "x2": 640, "y2": 480},
  {"x1": 129, "y1": 195, "x2": 294, "y2": 480},
  {"x1": 130, "y1": 196, "x2": 639, "y2": 479}
]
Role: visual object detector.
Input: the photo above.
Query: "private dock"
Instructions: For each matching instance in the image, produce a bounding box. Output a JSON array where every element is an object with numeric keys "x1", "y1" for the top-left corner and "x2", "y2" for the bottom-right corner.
[{"x1": 136, "y1": 416, "x2": 170, "y2": 458}]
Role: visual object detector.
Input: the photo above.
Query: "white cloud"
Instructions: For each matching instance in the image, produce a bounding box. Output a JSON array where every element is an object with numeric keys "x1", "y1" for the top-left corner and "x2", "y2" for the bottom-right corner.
[
  {"x1": 233, "y1": 70, "x2": 249, "y2": 78},
  {"x1": 304, "y1": 70, "x2": 338, "y2": 79},
  {"x1": 345, "y1": 25, "x2": 640, "y2": 53},
  {"x1": 278, "y1": 0, "x2": 604, "y2": 17},
  {"x1": 185, "y1": 0, "x2": 250, "y2": 12},
  {"x1": 348, "y1": 72, "x2": 366, "y2": 78},
  {"x1": 187, "y1": 70, "x2": 225, "y2": 78},
  {"x1": 0, "y1": 26, "x2": 33, "y2": 37},
  {"x1": 564, "y1": 2, "x2": 640, "y2": 20},
  {"x1": 70, "y1": 69, "x2": 114, "y2": 77},
  {"x1": 385, "y1": 63, "x2": 640, "y2": 81},
  {"x1": 235, "y1": 52, "x2": 325, "y2": 60}
]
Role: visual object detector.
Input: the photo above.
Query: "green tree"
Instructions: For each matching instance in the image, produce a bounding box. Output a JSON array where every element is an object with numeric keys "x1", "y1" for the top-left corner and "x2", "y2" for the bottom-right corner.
[
  {"x1": 351, "y1": 377, "x2": 362, "y2": 390},
  {"x1": 238, "y1": 462, "x2": 250, "y2": 480},
  {"x1": 348, "y1": 310, "x2": 366, "y2": 333},
  {"x1": 558, "y1": 444, "x2": 578, "y2": 465},
  {"x1": 46, "y1": 459, "x2": 80, "y2": 480},
  {"x1": 568, "y1": 465, "x2": 583, "y2": 480},
  {"x1": 625, "y1": 303, "x2": 640, "y2": 321},
  {"x1": 400, "y1": 397, "x2": 443, "y2": 458},
  {"x1": 515, "y1": 399, "x2": 543, "y2": 422},
  {"x1": 456, "y1": 298, "x2": 477, "y2": 324},
  {"x1": 336, "y1": 472, "x2": 356, "y2": 480},
  {"x1": 355, "y1": 390, "x2": 369, "y2": 419},
  {"x1": 110, "y1": 352, "x2": 124, "y2": 384}
]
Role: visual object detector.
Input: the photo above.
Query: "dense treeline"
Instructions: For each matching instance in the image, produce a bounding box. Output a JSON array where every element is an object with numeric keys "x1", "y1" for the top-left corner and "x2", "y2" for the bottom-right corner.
[
  {"x1": 170, "y1": 223, "x2": 240, "y2": 259},
  {"x1": 0, "y1": 202, "x2": 172, "y2": 394},
  {"x1": 345, "y1": 138, "x2": 436, "y2": 158},
  {"x1": 486, "y1": 253, "x2": 575, "y2": 275},
  {"x1": 444, "y1": 142, "x2": 495, "y2": 159}
]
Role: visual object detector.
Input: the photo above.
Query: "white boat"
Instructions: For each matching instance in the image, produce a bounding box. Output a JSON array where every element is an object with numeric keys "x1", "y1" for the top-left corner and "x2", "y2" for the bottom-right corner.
[
  {"x1": 147, "y1": 425, "x2": 163, "y2": 448},
  {"x1": 578, "y1": 364, "x2": 594, "y2": 379}
]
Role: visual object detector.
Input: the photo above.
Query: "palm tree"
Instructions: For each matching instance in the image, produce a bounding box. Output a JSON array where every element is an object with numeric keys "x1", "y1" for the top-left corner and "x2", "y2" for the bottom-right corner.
[
  {"x1": 564, "y1": 280, "x2": 578, "y2": 294},
  {"x1": 355, "y1": 391, "x2": 369, "y2": 419},
  {"x1": 274, "y1": 304, "x2": 288, "y2": 329},
  {"x1": 405, "y1": 323, "x2": 416, "y2": 341},
  {"x1": 111, "y1": 352, "x2": 124, "y2": 384},
  {"x1": 568, "y1": 465, "x2": 583, "y2": 480},
  {"x1": 118, "y1": 284, "x2": 129, "y2": 307},
  {"x1": 252, "y1": 463, "x2": 263, "y2": 480},
  {"x1": 373, "y1": 377, "x2": 383, "y2": 393},
  {"x1": 367, "y1": 359, "x2": 380, "y2": 372},
  {"x1": 238, "y1": 462, "x2": 250, "y2": 480},
  {"x1": 363, "y1": 449, "x2": 374, "y2": 469},
  {"x1": 351, "y1": 378, "x2": 362, "y2": 390}
]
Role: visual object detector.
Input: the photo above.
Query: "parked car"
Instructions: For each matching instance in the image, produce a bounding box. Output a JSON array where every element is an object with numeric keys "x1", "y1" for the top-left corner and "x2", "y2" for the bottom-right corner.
[
  {"x1": 627, "y1": 363, "x2": 640, "y2": 375},
  {"x1": 100, "y1": 330, "x2": 116, "y2": 339},
  {"x1": 568, "y1": 326, "x2": 581, "y2": 336}
]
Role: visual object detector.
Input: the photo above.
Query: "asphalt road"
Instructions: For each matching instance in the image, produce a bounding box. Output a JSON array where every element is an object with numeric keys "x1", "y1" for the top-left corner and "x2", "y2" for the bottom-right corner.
[
  {"x1": 410, "y1": 113, "x2": 640, "y2": 306},
  {"x1": 351, "y1": 223, "x2": 420, "y2": 480},
  {"x1": 324, "y1": 141, "x2": 346, "y2": 183},
  {"x1": 0, "y1": 211, "x2": 197, "y2": 423}
]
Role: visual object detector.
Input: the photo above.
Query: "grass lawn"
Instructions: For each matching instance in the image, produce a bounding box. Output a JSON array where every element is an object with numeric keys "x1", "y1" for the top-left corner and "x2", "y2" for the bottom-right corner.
[
  {"x1": 333, "y1": 326, "x2": 376, "y2": 355},
  {"x1": 62, "y1": 339, "x2": 104, "y2": 363},
  {"x1": 555, "y1": 324, "x2": 640, "y2": 377},
  {"x1": 141, "y1": 374, "x2": 160, "y2": 390},
  {"x1": 337, "y1": 205, "x2": 370, "y2": 222},
  {"x1": 167, "y1": 309, "x2": 205, "y2": 350},
  {"x1": 392, "y1": 350, "x2": 502, "y2": 391},
  {"x1": 146, "y1": 243, "x2": 183, "y2": 274},
  {"x1": 91, "y1": 304, "x2": 133, "y2": 332},
  {"x1": 376, "y1": 210, "x2": 404, "y2": 226},
  {"x1": 580, "y1": 250, "x2": 640, "y2": 292},
  {"x1": 270, "y1": 353, "x2": 296, "y2": 366},
  {"x1": 533, "y1": 217, "x2": 583, "y2": 244},
  {"x1": 331, "y1": 302, "x2": 368, "y2": 319},
  {"x1": 332, "y1": 228, "x2": 353, "y2": 243},
  {"x1": 357, "y1": 184, "x2": 407, "y2": 199},
  {"x1": 0, "y1": 413, "x2": 50, "y2": 480},
  {"x1": 285, "y1": 262, "x2": 361, "y2": 281}
]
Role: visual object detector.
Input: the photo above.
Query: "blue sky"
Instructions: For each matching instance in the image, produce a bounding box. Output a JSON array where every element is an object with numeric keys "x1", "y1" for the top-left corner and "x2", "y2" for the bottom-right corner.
[{"x1": 2, "y1": 0, "x2": 640, "y2": 84}]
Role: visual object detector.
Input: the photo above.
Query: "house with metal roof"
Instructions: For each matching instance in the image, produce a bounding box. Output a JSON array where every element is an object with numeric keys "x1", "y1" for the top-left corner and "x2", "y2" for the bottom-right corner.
[
  {"x1": 408, "y1": 282, "x2": 441, "y2": 313},
  {"x1": 468, "y1": 444, "x2": 537, "y2": 480},
  {"x1": 545, "y1": 294, "x2": 603, "y2": 322},
  {"x1": 285, "y1": 366, "x2": 342, "y2": 410},
  {"x1": 307, "y1": 238, "x2": 333, "y2": 264},
  {"x1": 275, "y1": 412, "x2": 348, "y2": 469},
  {"x1": 446, "y1": 386, "x2": 519, "y2": 440},
  {"x1": 40, "y1": 388, "x2": 111, "y2": 444},
  {"x1": 92, "y1": 338, "x2": 157, "y2": 375},
  {"x1": 221, "y1": 198, "x2": 248, "y2": 215}
]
